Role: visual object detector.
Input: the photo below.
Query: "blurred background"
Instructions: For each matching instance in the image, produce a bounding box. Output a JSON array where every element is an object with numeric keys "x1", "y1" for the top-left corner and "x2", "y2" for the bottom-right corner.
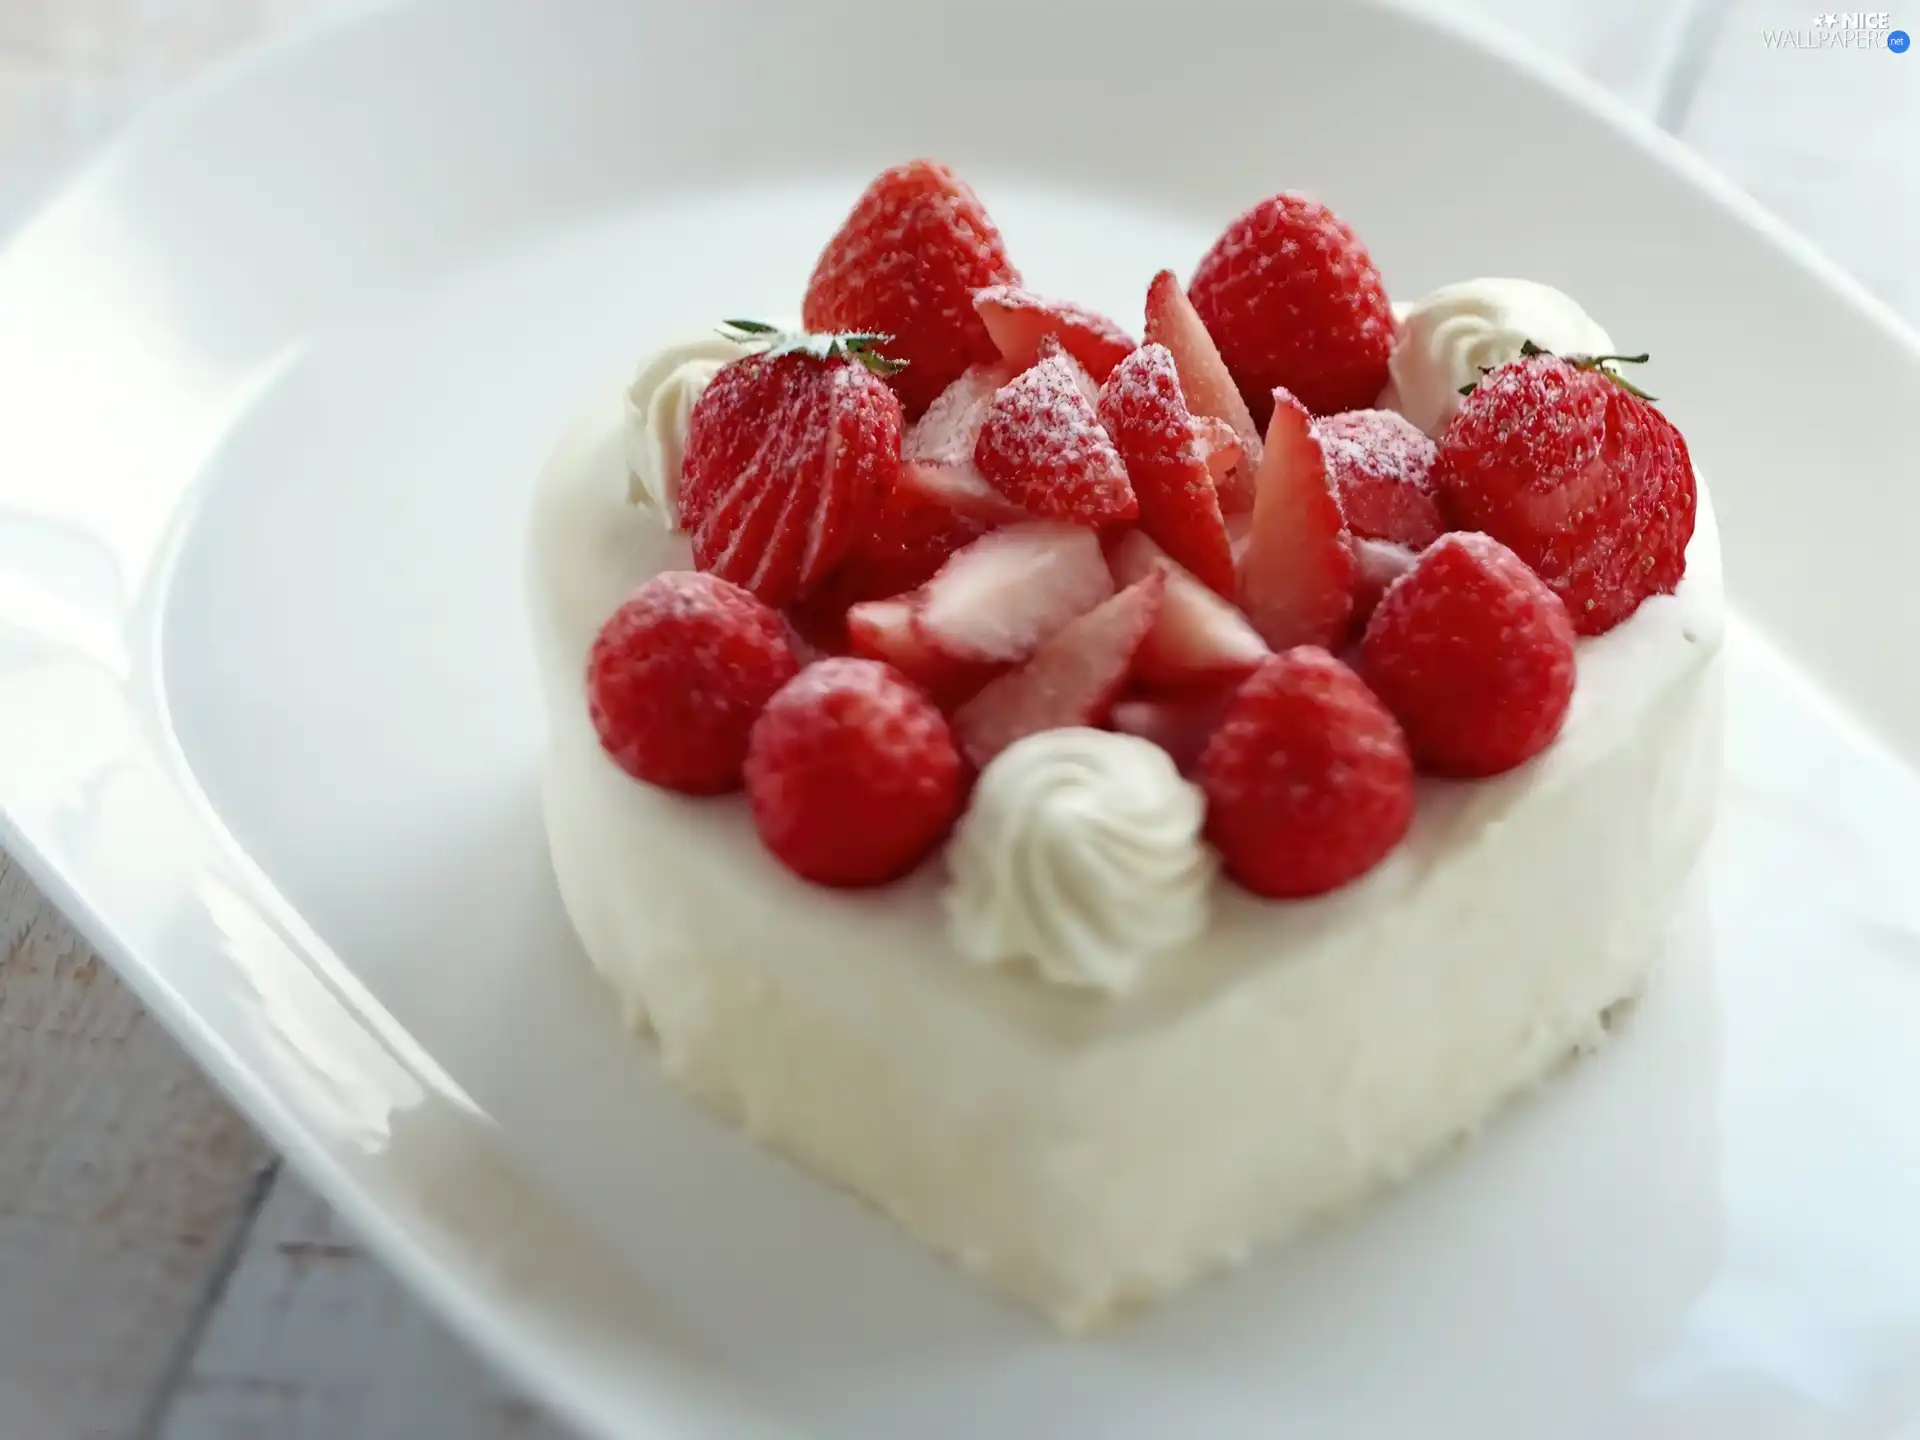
[{"x1": 0, "y1": 1, "x2": 1911, "y2": 1437}]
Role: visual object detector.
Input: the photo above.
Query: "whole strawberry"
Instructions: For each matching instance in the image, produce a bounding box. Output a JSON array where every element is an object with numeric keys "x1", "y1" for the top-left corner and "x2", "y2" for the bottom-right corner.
[
  {"x1": 1188, "y1": 193, "x2": 1394, "y2": 421},
  {"x1": 746, "y1": 658, "x2": 965, "y2": 887},
  {"x1": 588, "y1": 572, "x2": 799, "y2": 794},
  {"x1": 803, "y1": 160, "x2": 1020, "y2": 417},
  {"x1": 1200, "y1": 648, "x2": 1413, "y2": 898},
  {"x1": 1359, "y1": 533, "x2": 1576, "y2": 777},
  {"x1": 680, "y1": 324, "x2": 903, "y2": 610},
  {"x1": 1436, "y1": 352, "x2": 1695, "y2": 635}
]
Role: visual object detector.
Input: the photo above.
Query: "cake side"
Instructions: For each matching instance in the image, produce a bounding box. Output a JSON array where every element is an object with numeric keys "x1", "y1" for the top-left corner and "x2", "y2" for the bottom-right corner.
[{"x1": 530, "y1": 391, "x2": 1725, "y2": 1328}]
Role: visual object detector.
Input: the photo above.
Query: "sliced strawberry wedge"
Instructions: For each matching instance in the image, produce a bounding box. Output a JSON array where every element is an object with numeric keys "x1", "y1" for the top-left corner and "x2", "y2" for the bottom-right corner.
[
  {"x1": 1351, "y1": 537, "x2": 1419, "y2": 628},
  {"x1": 1110, "y1": 530, "x2": 1269, "y2": 687},
  {"x1": 913, "y1": 522, "x2": 1113, "y2": 662},
  {"x1": 953, "y1": 571, "x2": 1166, "y2": 769},
  {"x1": 1035, "y1": 333, "x2": 1102, "y2": 407},
  {"x1": 1191, "y1": 415, "x2": 1243, "y2": 492},
  {"x1": 899, "y1": 459, "x2": 1026, "y2": 524},
  {"x1": 1237, "y1": 387, "x2": 1356, "y2": 650},
  {"x1": 1098, "y1": 344, "x2": 1237, "y2": 597},
  {"x1": 901, "y1": 362, "x2": 1028, "y2": 524},
  {"x1": 1144, "y1": 269, "x2": 1261, "y2": 514},
  {"x1": 974, "y1": 285, "x2": 1137, "y2": 382},
  {"x1": 974, "y1": 354, "x2": 1137, "y2": 527},
  {"x1": 1226, "y1": 511, "x2": 1253, "y2": 569},
  {"x1": 1108, "y1": 685, "x2": 1240, "y2": 775},
  {"x1": 846, "y1": 597, "x2": 1001, "y2": 709}
]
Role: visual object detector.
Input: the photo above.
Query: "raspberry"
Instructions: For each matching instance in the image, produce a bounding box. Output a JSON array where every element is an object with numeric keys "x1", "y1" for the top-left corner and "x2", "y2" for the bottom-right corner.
[
  {"x1": 1200, "y1": 648, "x2": 1414, "y2": 898},
  {"x1": 587, "y1": 572, "x2": 798, "y2": 794},
  {"x1": 746, "y1": 658, "x2": 965, "y2": 887},
  {"x1": 1359, "y1": 533, "x2": 1576, "y2": 777}
]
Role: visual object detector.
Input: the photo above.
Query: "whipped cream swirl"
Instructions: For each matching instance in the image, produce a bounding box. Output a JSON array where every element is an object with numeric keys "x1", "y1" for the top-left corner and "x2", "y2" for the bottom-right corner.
[
  {"x1": 944, "y1": 729, "x2": 1215, "y2": 996},
  {"x1": 1387, "y1": 279, "x2": 1614, "y2": 437},
  {"x1": 624, "y1": 333, "x2": 754, "y2": 524}
]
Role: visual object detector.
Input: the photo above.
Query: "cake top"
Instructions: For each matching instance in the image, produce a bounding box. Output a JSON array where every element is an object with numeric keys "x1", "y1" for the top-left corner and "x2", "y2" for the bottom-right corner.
[{"x1": 579, "y1": 159, "x2": 1700, "y2": 998}]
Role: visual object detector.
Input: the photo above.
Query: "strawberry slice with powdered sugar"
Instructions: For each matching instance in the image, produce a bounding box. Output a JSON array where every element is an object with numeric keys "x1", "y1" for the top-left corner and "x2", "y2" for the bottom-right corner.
[
  {"x1": 1191, "y1": 415, "x2": 1243, "y2": 493},
  {"x1": 1144, "y1": 269, "x2": 1261, "y2": 513},
  {"x1": 973, "y1": 353, "x2": 1137, "y2": 527},
  {"x1": 1237, "y1": 387, "x2": 1356, "y2": 650},
  {"x1": 953, "y1": 572, "x2": 1167, "y2": 768},
  {"x1": 911, "y1": 522, "x2": 1113, "y2": 663},
  {"x1": 900, "y1": 362, "x2": 1028, "y2": 524},
  {"x1": 844, "y1": 597, "x2": 1002, "y2": 709},
  {"x1": 1097, "y1": 343, "x2": 1238, "y2": 598},
  {"x1": 973, "y1": 285, "x2": 1137, "y2": 382},
  {"x1": 1110, "y1": 530, "x2": 1268, "y2": 687},
  {"x1": 1315, "y1": 408, "x2": 1444, "y2": 549}
]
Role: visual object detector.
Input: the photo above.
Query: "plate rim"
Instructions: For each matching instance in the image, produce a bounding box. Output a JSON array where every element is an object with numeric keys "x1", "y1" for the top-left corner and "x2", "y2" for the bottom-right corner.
[{"x1": 1, "y1": 2, "x2": 1917, "y2": 1435}]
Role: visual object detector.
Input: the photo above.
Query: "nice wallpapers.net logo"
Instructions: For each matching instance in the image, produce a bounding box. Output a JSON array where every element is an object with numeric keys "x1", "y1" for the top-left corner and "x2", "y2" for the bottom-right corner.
[{"x1": 1763, "y1": 11, "x2": 1911, "y2": 49}]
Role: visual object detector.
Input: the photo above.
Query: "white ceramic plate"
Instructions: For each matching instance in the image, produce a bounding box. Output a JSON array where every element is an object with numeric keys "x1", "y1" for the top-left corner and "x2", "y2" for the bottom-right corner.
[{"x1": 3, "y1": 1, "x2": 1919, "y2": 1435}]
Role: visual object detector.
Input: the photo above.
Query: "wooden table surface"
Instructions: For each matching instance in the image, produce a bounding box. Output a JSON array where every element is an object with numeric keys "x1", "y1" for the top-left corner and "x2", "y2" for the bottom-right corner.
[{"x1": 0, "y1": 2, "x2": 1913, "y2": 1436}]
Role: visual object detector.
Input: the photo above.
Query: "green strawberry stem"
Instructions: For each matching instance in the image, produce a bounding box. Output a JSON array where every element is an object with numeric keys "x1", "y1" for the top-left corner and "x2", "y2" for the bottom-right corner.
[
  {"x1": 717, "y1": 319, "x2": 908, "y2": 378},
  {"x1": 1458, "y1": 341, "x2": 1659, "y2": 402}
]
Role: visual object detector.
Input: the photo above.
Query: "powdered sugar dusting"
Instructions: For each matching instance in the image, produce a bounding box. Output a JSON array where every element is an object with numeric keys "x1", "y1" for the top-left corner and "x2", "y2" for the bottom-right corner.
[
  {"x1": 915, "y1": 523, "x2": 1113, "y2": 662},
  {"x1": 906, "y1": 362, "x2": 1013, "y2": 466},
  {"x1": 973, "y1": 354, "x2": 1136, "y2": 526},
  {"x1": 952, "y1": 573, "x2": 1165, "y2": 768},
  {"x1": 1315, "y1": 409, "x2": 1437, "y2": 491}
]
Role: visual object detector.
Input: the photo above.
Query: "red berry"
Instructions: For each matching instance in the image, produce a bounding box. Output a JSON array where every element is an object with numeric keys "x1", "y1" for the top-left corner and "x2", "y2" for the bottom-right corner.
[
  {"x1": 745, "y1": 658, "x2": 965, "y2": 887},
  {"x1": 1350, "y1": 537, "x2": 1419, "y2": 629},
  {"x1": 845, "y1": 598, "x2": 1003, "y2": 711},
  {"x1": 802, "y1": 160, "x2": 1019, "y2": 417},
  {"x1": 901, "y1": 361, "x2": 1028, "y2": 524},
  {"x1": 973, "y1": 353, "x2": 1137, "y2": 527},
  {"x1": 1359, "y1": 532, "x2": 1576, "y2": 777},
  {"x1": 1200, "y1": 648, "x2": 1414, "y2": 898},
  {"x1": 817, "y1": 475, "x2": 991, "y2": 611},
  {"x1": 952, "y1": 572, "x2": 1166, "y2": 769},
  {"x1": 1188, "y1": 193, "x2": 1394, "y2": 421},
  {"x1": 1109, "y1": 530, "x2": 1268, "y2": 688},
  {"x1": 1190, "y1": 414, "x2": 1246, "y2": 500},
  {"x1": 1097, "y1": 344, "x2": 1238, "y2": 597},
  {"x1": 681, "y1": 343, "x2": 902, "y2": 608},
  {"x1": 912, "y1": 522, "x2": 1113, "y2": 663},
  {"x1": 1315, "y1": 408, "x2": 1444, "y2": 548},
  {"x1": 1237, "y1": 387, "x2": 1356, "y2": 651},
  {"x1": 587, "y1": 572, "x2": 799, "y2": 794},
  {"x1": 1143, "y1": 269, "x2": 1262, "y2": 513},
  {"x1": 1107, "y1": 684, "x2": 1239, "y2": 776},
  {"x1": 973, "y1": 285, "x2": 1136, "y2": 381},
  {"x1": 1435, "y1": 354, "x2": 1696, "y2": 635}
]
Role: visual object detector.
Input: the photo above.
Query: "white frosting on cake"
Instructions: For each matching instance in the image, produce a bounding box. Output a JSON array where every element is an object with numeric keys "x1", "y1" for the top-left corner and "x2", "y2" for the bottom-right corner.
[
  {"x1": 944, "y1": 728, "x2": 1214, "y2": 996},
  {"x1": 1387, "y1": 279, "x2": 1616, "y2": 436},
  {"x1": 622, "y1": 332, "x2": 752, "y2": 522},
  {"x1": 528, "y1": 380, "x2": 1725, "y2": 1331}
]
